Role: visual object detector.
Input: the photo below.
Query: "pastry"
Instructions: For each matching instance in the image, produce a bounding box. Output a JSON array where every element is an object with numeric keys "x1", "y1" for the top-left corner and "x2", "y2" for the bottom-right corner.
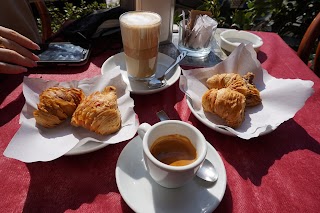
[
  {"x1": 206, "y1": 72, "x2": 261, "y2": 106},
  {"x1": 206, "y1": 73, "x2": 244, "y2": 90},
  {"x1": 242, "y1": 72, "x2": 262, "y2": 106},
  {"x1": 71, "y1": 86, "x2": 121, "y2": 135},
  {"x1": 33, "y1": 87, "x2": 85, "y2": 128},
  {"x1": 202, "y1": 88, "x2": 246, "y2": 128}
]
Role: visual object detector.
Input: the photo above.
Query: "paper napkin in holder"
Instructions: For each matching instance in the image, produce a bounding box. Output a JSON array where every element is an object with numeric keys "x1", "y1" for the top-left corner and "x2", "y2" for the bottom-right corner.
[
  {"x1": 179, "y1": 44, "x2": 314, "y2": 139},
  {"x1": 178, "y1": 11, "x2": 218, "y2": 57},
  {"x1": 185, "y1": 15, "x2": 218, "y2": 49}
]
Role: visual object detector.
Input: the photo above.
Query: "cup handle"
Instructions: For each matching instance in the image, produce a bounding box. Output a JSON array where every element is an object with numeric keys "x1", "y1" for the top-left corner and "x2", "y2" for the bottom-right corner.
[{"x1": 137, "y1": 123, "x2": 151, "y2": 139}]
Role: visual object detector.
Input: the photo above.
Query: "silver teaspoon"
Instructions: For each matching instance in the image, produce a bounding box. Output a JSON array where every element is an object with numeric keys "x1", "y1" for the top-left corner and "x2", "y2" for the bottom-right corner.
[
  {"x1": 156, "y1": 110, "x2": 219, "y2": 183},
  {"x1": 197, "y1": 158, "x2": 219, "y2": 182},
  {"x1": 147, "y1": 51, "x2": 187, "y2": 89}
]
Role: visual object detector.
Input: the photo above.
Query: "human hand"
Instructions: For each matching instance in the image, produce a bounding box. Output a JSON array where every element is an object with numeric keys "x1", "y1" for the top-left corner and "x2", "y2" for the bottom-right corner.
[{"x1": 0, "y1": 26, "x2": 40, "y2": 74}]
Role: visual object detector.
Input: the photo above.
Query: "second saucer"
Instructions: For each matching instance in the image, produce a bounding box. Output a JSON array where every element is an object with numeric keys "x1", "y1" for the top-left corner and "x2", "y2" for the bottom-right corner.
[{"x1": 101, "y1": 52, "x2": 181, "y2": 95}]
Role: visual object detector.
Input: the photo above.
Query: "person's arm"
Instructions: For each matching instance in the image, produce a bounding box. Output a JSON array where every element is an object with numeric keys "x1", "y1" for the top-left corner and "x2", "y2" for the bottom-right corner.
[{"x1": 0, "y1": 26, "x2": 40, "y2": 74}]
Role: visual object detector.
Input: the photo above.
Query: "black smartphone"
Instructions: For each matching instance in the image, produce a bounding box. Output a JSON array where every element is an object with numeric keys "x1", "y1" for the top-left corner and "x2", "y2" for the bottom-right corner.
[{"x1": 34, "y1": 42, "x2": 91, "y2": 66}]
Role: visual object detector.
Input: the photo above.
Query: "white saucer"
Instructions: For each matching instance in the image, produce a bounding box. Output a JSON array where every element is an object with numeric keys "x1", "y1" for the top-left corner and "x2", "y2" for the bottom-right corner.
[
  {"x1": 101, "y1": 52, "x2": 181, "y2": 95},
  {"x1": 116, "y1": 136, "x2": 227, "y2": 213}
]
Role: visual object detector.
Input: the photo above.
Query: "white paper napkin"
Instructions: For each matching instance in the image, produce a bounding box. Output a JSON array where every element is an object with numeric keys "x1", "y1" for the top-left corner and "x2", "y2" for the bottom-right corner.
[
  {"x1": 4, "y1": 67, "x2": 139, "y2": 162},
  {"x1": 179, "y1": 44, "x2": 314, "y2": 139}
]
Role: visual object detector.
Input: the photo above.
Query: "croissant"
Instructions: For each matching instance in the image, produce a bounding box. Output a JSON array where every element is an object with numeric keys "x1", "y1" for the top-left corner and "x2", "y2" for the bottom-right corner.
[
  {"x1": 71, "y1": 86, "x2": 121, "y2": 135},
  {"x1": 206, "y1": 73, "x2": 243, "y2": 89},
  {"x1": 33, "y1": 87, "x2": 85, "y2": 128},
  {"x1": 206, "y1": 72, "x2": 261, "y2": 106},
  {"x1": 202, "y1": 88, "x2": 246, "y2": 128}
]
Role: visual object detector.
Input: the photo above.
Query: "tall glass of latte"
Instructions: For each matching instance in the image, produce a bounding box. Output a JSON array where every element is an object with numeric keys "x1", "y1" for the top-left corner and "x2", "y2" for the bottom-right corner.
[{"x1": 119, "y1": 11, "x2": 161, "y2": 80}]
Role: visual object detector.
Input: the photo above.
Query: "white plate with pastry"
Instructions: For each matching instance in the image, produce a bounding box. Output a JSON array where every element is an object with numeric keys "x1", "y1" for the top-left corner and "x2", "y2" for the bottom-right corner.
[
  {"x1": 32, "y1": 86, "x2": 120, "y2": 156},
  {"x1": 101, "y1": 52, "x2": 181, "y2": 95},
  {"x1": 116, "y1": 136, "x2": 227, "y2": 213},
  {"x1": 179, "y1": 44, "x2": 273, "y2": 139},
  {"x1": 182, "y1": 71, "x2": 272, "y2": 139},
  {"x1": 4, "y1": 73, "x2": 138, "y2": 162},
  {"x1": 180, "y1": 44, "x2": 314, "y2": 140},
  {"x1": 186, "y1": 72, "x2": 270, "y2": 137}
]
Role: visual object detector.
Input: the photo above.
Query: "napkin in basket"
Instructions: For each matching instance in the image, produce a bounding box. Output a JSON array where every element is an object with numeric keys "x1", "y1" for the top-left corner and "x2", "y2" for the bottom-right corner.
[
  {"x1": 179, "y1": 44, "x2": 314, "y2": 139},
  {"x1": 4, "y1": 67, "x2": 138, "y2": 162}
]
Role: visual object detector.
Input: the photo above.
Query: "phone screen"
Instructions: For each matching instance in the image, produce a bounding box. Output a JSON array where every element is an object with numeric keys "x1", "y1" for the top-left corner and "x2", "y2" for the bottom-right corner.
[{"x1": 35, "y1": 42, "x2": 91, "y2": 66}]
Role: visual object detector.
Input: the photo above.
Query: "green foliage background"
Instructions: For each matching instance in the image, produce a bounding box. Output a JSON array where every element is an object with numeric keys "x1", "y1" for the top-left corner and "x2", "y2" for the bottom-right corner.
[
  {"x1": 36, "y1": 0, "x2": 118, "y2": 34},
  {"x1": 178, "y1": 0, "x2": 319, "y2": 50},
  {"x1": 37, "y1": 0, "x2": 319, "y2": 53}
]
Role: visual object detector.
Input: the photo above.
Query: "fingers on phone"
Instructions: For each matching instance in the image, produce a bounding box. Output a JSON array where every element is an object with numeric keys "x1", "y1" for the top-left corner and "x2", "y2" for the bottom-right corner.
[
  {"x1": 0, "y1": 48, "x2": 38, "y2": 68},
  {"x1": 0, "y1": 62, "x2": 28, "y2": 74}
]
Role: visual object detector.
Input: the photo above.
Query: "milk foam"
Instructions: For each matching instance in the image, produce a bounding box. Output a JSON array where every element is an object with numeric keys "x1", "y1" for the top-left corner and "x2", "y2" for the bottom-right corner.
[{"x1": 120, "y1": 12, "x2": 161, "y2": 26}]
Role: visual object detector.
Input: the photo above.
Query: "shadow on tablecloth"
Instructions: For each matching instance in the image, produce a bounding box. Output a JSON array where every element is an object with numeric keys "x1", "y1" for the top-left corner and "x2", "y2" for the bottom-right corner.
[{"x1": 188, "y1": 114, "x2": 320, "y2": 186}]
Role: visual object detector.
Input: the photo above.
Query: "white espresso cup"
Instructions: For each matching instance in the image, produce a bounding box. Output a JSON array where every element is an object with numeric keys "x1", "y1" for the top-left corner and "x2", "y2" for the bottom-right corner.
[{"x1": 138, "y1": 120, "x2": 207, "y2": 188}]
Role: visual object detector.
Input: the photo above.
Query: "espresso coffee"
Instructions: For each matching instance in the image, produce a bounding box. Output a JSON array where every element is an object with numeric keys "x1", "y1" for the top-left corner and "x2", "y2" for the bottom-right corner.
[
  {"x1": 150, "y1": 134, "x2": 197, "y2": 166},
  {"x1": 119, "y1": 11, "x2": 161, "y2": 79}
]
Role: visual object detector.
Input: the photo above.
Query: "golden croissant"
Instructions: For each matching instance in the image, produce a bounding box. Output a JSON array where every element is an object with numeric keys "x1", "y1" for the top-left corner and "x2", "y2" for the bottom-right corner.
[
  {"x1": 206, "y1": 72, "x2": 261, "y2": 106},
  {"x1": 206, "y1": 73, "x2": 244, "y2": 89},
  {"x1": 33, "y1": 87, "x2": 85, "y2": 128},
  {"x1": 202, "y1": 88, "x2": 246, "y2": 128},
  {"x1": 71, "y1": 86, "x2": 121, "y2": 135}
]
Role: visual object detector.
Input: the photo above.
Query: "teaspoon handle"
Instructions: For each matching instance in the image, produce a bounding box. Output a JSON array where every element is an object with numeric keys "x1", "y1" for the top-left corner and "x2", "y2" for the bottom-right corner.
[
  {"x1": 156, "y1": 51, "x2": 187, "y2": 79},
  {"x1": 165, "y1": 51, "x2": 187, "y2": 75},
  {"x1": 156, "y1": 110, "x2": 170, "y2": 121}
]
